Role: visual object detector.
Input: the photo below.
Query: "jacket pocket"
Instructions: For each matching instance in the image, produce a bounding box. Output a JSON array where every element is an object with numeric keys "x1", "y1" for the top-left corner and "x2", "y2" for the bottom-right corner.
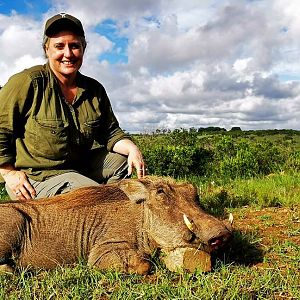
[
  {"x1": 82, "y1": 119, "x2": 102, "y2": 139},
  {"x1": 25, "y1": 118, "x2": 69, "y2": 160}
]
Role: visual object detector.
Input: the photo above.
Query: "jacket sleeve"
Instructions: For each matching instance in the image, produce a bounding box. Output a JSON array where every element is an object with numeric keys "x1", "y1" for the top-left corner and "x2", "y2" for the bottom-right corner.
[
  {"x1": 96, "y1": 85, "x2": 131, "y2": 152},
  {"x1": 0, "y1": 72, "x2": 33, "y2": 166}
]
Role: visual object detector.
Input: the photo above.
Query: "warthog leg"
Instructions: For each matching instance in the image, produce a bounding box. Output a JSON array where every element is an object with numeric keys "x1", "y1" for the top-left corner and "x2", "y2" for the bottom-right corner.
[
  {"x1": 88, "y1": 246, "x2": 151, "y2": 274},
  {"x1": 0, "y1": 207, "x2": 26, "y2": 272}
]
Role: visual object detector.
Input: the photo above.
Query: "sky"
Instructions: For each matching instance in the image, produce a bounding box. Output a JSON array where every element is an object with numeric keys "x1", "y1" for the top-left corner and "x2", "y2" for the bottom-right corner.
[{"x1": 0, "y1": 0, "x2": 299, "y2": 133}]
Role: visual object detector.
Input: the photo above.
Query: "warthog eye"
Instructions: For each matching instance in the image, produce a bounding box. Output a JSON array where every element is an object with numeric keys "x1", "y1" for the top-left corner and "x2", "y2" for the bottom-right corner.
[{"x1": 157, "y1": 187, "x2": 165, "y2": 194}]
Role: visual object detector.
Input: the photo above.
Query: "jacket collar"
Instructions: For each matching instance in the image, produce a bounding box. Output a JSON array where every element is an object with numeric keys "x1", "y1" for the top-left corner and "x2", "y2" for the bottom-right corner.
[{"x1": 45, "y1": 63, "x2": 88, "y2": 101}]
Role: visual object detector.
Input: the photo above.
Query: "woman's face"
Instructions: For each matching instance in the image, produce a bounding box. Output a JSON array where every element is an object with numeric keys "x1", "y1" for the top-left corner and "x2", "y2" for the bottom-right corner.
[{"x1": 45, "y1": 31, "x2": 84, "y2": 81}]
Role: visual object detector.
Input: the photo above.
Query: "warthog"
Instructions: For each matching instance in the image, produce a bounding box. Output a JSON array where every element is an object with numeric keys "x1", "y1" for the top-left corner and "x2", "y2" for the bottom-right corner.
[{"x1": 0, "y1": 176, "x2": 232, "y2": 274}]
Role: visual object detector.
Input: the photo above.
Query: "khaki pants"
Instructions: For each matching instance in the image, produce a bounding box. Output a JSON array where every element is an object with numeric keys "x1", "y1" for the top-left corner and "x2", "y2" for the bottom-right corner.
[{"x1": 6, "y1": 148, "x2": 128, "y2": 199}]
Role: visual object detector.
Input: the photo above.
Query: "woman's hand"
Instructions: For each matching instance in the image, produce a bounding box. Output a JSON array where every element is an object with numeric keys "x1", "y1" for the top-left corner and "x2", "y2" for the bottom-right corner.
[
  {"x1": 127, "y1": 145, "x2": 146, "y2": 178},
  {"x1": 2, "y1": 169, "x2": 36, "y2": 200},
  {"x1": 113, "y1": 139, "x2": 146, "y2": 178}
]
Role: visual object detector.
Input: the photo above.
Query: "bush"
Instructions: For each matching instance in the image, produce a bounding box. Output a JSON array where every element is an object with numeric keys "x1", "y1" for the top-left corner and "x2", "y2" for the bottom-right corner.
[
  {"x1": 142, "y1": 145, "x2": 213, "y2": 177},
  {"x1": 212, "y1": 136, "x2": 288, "y2": 179},
  {"x1": 135, "y1": 129, "x2": 300, "y2": 180}
]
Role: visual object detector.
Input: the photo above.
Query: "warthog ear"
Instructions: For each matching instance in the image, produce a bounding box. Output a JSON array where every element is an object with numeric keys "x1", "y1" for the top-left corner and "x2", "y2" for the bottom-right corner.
[{"x1": 118, "y1": 180, "x2": 149, "y2": 204}]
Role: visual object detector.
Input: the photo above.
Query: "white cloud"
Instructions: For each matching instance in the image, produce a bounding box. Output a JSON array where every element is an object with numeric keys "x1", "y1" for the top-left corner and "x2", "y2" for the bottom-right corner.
[
  {"x1": 0, "y1": 13, "x2": 45, "y2": 84},
  {"x1": 0, "y1": 0, "x2": 300, "y2": 132}
]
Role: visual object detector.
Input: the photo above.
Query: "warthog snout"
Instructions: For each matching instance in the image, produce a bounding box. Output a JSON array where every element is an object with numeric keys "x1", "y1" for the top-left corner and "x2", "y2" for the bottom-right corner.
[
  {"x1": 182, "y1": 213, "x2": 233, "y2": 252},
  {"x1": 207, "y1": 230, "x2": 232, "y2": 251}
]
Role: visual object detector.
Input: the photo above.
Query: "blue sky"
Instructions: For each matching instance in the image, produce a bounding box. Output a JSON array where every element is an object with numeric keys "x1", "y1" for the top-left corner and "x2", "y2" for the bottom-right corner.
[
  {"x1": 95, "y1": 20, "x2": 128, "y2": 64},
  {"x1": 0, "y1": 0, "x2": 51, "y2": 16},
  {"x1": 0, "y1": 0, "x2": 299, "y2": 132}
]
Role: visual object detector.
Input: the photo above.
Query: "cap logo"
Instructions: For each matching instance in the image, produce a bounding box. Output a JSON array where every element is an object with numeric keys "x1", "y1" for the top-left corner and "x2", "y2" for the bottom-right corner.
[{"x1": 59, "y1": 13, "x2": 67, "y2": 18}]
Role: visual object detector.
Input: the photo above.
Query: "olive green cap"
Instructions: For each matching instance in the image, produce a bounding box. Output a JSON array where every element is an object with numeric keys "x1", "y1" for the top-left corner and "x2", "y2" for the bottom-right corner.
[{"x1": 44, "y1": 13, "x2": 85, "y2": 37}]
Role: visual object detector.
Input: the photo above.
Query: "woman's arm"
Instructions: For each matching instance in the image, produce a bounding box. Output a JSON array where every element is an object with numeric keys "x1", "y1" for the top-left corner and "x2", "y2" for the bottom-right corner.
[
  {"x1": 0, "y1": 74, "x2": 36, "y2": 200},
  {"x1": 112, "y1": 139, "x2": 146, "y2": 178}
]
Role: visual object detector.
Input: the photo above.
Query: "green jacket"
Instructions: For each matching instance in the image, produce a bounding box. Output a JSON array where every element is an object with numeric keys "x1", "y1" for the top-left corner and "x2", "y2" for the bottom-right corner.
[{"x1": 0, "y1": 64, "x2": 130, "y2": 181}]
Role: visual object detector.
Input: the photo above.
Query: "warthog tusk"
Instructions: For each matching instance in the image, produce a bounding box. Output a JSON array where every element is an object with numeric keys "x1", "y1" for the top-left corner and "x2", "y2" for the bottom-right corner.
[
  {"x1": 229, "y1": 213, "x2": 234, "y2": 225},
  {"x1": 183, "y1": 214, "x2": 193, "y2": 231}
]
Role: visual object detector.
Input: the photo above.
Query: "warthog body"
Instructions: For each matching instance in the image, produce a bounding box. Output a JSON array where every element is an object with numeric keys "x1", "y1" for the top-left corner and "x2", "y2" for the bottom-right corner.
[{"x1": 0, "y1": 176, "x2": 232, "y2": 274}]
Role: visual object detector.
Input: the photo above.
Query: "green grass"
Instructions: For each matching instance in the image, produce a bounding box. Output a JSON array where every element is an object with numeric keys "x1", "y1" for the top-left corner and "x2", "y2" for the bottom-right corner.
[
  {"x1": 0, "y1": 172, "x2": 300, "y2": 299},
  {"x1": 0, "y1": 184, "x2": 8, "y2": 201},
  {"x1": 1, "y1": 259, "x2": 299, "y2": 299},
  {"x1": 187, "y1": 172, "x2": 300, "y2": 216}
]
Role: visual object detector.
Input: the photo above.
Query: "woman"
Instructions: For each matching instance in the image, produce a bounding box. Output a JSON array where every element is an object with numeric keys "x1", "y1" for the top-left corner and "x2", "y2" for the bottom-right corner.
[{"x1": 0, "y1": 13, "x2": 146, "y2": 200}]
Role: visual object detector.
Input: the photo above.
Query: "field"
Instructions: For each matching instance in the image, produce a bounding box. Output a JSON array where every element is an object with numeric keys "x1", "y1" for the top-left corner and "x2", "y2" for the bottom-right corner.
[{"x1": 0, "y1": 129, "x2": 299, "y2": 299}]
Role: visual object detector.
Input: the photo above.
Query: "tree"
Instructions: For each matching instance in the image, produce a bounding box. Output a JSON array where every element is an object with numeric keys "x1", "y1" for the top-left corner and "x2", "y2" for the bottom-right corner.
[{"x1": 230, "y1": 126, "x2": 242, "y2": 131}]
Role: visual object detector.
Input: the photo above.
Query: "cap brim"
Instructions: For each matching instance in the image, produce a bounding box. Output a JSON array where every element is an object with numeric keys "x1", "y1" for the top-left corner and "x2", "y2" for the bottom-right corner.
[{"x1": 45, "y1": 18, "x2": 84, "y2": 36}]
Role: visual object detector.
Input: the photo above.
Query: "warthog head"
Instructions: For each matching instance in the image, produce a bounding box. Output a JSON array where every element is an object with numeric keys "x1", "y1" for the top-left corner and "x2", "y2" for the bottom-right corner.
[{"x1": 118, "y1": 176, "x2": 232, "y2": 254}]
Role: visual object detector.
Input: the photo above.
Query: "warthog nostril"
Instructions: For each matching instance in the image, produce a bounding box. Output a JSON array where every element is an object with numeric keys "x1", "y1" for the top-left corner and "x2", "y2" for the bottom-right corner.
[
  {"x1": 209, "y1": 237, "x2": 223, "y2": 249},
  {"x1": 209, "y1": 233, "x2": 231, "y2": 250}
]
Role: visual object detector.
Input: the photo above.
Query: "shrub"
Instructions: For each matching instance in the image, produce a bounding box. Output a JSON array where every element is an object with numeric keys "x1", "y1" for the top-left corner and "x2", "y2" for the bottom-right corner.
[
  {"x1": 142, "y1": 145, "x2": 213, "y2": 178},
  {"x1": 135, "y1": 130, "x2": 300, "y2": 180},
  {"x1": 142, "y1": 145, "x2": 187, "y2": 177}
]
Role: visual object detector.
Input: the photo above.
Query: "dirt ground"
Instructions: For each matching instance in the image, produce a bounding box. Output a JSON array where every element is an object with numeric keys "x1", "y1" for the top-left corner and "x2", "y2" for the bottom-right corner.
[{"x1": 230, "y1": 205, "x2": 300, "y2": 269}]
